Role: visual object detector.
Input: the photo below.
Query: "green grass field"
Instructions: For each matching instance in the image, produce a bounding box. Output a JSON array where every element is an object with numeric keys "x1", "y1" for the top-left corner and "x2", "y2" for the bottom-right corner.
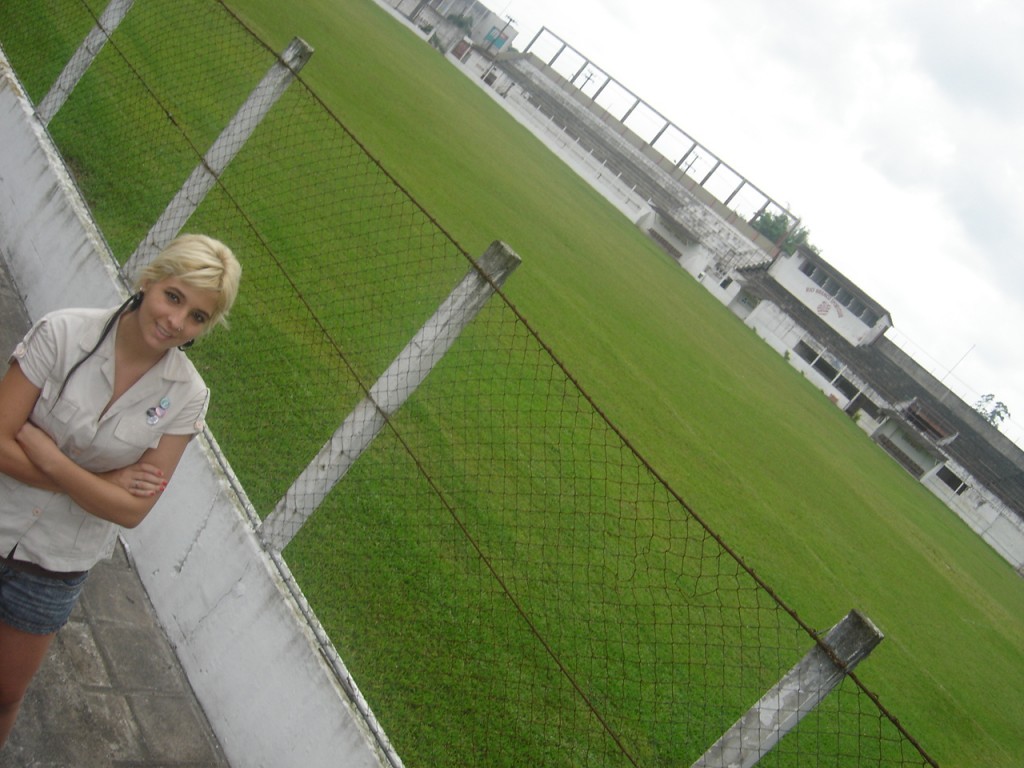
[
  {"x1": 3, "y1": 0, "x2": 1022, "y2": 764},
  {"x1": 210, "y1": 3, "x2": 1024, "y2": 765}
]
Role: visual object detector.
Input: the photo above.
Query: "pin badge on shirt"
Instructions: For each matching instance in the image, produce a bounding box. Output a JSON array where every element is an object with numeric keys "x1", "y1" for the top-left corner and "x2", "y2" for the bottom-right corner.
[{"x1": 147, "y1": 396, "x2": 171, "y2": 426}]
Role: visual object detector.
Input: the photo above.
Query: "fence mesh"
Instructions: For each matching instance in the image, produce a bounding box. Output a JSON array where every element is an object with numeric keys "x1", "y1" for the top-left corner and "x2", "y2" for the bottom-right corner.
[{"x1": 0, "y1": 1, "x2": 938, "y2": 766}]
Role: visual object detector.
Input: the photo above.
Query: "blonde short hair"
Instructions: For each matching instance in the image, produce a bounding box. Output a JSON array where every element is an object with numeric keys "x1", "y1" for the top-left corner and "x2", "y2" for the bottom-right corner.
[{"x1": 134, "y1": 234, "x2": 241, "y2": 330}]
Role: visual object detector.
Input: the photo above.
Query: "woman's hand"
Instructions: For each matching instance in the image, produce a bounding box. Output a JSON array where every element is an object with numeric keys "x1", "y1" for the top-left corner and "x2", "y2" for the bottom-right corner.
[
  {"x1": 4, "y1": 366, "x2": 190, "y2": 526},
  {"x1": 16, "y1": 422, "x2": 166, "y2": 498},
  {"x1": 102, "y1": 463, "x2": 167, "y2": 498}
]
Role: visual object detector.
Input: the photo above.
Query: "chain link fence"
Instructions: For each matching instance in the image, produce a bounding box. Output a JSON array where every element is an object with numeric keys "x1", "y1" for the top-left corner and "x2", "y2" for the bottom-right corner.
[{"x1": 0, "y1": 1, "x2": 938, "y2": 765}]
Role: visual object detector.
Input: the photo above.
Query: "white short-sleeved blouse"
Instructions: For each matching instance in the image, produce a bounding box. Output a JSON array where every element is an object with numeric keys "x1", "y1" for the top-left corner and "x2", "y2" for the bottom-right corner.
[{"x1": 1, "y1": 306, "x2": 209, "y2": 572}]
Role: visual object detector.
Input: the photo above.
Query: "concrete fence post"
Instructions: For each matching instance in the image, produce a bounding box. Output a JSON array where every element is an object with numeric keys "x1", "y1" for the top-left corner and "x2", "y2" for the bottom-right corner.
[
  {"x1": 693, "y1": 610, "x2": 883, "y2": 768},
  {"x1": 259, "y1": 241, "x2": 521, "y2": 552},
  {"x1": 36, "y1": 0, "x2": 135, "y2": 125},
  {"x1": 124, "y1": 37, "x2": 313, "y2": 277}
]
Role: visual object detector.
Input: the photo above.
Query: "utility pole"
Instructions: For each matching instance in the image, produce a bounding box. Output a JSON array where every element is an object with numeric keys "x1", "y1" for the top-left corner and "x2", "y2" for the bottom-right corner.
[{"x1": 485, "y1": 14, "x2": 515, "y2": 51}]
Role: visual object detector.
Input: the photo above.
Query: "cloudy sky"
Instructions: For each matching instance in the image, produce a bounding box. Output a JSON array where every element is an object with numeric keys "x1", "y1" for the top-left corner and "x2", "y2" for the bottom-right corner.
[{"x1": 492, "y1": 0, "x2": 1024, "y2": 444}]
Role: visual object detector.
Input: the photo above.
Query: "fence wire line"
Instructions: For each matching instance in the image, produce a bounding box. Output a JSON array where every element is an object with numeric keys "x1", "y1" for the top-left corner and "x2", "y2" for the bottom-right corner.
[{"x1": 0, "y1": 1, "x2": 939, "y2": 766}]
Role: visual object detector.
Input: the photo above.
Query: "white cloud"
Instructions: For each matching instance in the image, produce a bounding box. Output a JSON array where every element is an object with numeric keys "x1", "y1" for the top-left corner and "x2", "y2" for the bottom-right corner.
[
  {"x1": 504, "y1": 0, "x2": 1024, "y2": 436},
  {"x1": 899, "y1": 0, "x2": 1024, "y2": 120}
]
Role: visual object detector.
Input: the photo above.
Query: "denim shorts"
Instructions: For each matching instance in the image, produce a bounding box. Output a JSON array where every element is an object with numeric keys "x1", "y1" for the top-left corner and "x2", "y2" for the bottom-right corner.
[{"x1": 0, "y1": 563, "x2": 89, "y2": 635}]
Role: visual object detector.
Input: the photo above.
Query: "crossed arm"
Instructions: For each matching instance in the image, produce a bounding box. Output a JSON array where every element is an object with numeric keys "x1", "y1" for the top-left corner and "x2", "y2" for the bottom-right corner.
[{"x1": 0, "y1": 362, "x2": 192, "y2": 529}]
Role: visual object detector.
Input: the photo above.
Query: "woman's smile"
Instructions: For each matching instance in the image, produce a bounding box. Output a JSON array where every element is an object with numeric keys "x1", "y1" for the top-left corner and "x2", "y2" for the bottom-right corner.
[{"x1": 138, "y1": 277, "x2": 219, "y2": 352}]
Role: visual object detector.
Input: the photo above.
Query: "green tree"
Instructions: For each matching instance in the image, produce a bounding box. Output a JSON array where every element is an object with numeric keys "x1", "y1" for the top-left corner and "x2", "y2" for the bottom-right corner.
[
  {"x1": 446, "y1": 13, "x2": 473, "y2": 31},
  {"x1": 751, "y1": 210, "x2": 818, "y2": 255},
  {"x1": 974, "y1": 393, "x2": 1011, "y2": 427}
]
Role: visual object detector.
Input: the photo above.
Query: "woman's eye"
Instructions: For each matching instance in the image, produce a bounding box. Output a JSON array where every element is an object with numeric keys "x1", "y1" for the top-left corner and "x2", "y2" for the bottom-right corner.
[
  {"x1": 192, "y1": 312, "x2": 208, "y2": 324},
  {"x1": 165, "y1": 291, "x2": 180, "y2": 303}
]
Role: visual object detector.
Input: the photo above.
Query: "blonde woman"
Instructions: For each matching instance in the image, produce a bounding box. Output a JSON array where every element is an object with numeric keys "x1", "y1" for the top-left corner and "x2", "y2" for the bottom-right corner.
[{"x1": 0, "y1": 234, "x2": 240, "y2": 746}]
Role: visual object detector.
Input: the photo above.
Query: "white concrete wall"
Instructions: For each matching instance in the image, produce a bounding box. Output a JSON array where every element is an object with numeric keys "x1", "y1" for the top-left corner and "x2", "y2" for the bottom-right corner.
[
  {"x1": 770, "y1": 252, "x2": 880, "y2": 347},
  {"x1": 743, "y1": 302, "x2": 853, "y2": 407},
  {"x1": 0, "y1": 49, "x2": 389, "y2": 768},
  {"x1": 874, "y1": 422, "x2": 933, "y2": 475},
  {"x1": 0, "y1": 64, "x2": 123, "y2": 316},
  {"x1": 744, "y1": 301, "x2": 801, "y2": 356},
  {"x1": 922, "y1": 470, "x2": 1024, "y2": 569}
]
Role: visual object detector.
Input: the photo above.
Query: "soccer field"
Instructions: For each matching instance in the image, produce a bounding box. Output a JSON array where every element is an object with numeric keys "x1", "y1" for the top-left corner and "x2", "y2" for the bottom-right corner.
[{"x1": 220, "y1": 4, "x2": 1024, "y2": 765}]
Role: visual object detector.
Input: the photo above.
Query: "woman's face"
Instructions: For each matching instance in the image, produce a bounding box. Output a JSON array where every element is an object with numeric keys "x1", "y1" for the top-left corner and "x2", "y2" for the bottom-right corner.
[{"x1": 136, "y1": 277, "x2": 219, "y2": 353}]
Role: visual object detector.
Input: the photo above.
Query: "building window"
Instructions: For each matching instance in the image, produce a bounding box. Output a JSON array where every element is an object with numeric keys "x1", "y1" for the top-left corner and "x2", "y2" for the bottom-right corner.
[
  {"x1": 813, "y1": 356, "x2": 839, "y2": 380},
  {"x1": 835, "y1": 376, "x2": 859, "y2": 400},
  {"x1": 937, "y1": 466, "x2": 967, "y2": 495},
  {"x1": 849, "y1": 394, "x2": 881, "y2": 420},
  {"x1": 799, "y1": 260, "x2": 815, "y2": 277},
  {"x1": 794, "y1": 340, "x2": 818, "y2": 363},
  {"x1": 720, "y1": 277, "x2": 733, "y2": 290}
]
